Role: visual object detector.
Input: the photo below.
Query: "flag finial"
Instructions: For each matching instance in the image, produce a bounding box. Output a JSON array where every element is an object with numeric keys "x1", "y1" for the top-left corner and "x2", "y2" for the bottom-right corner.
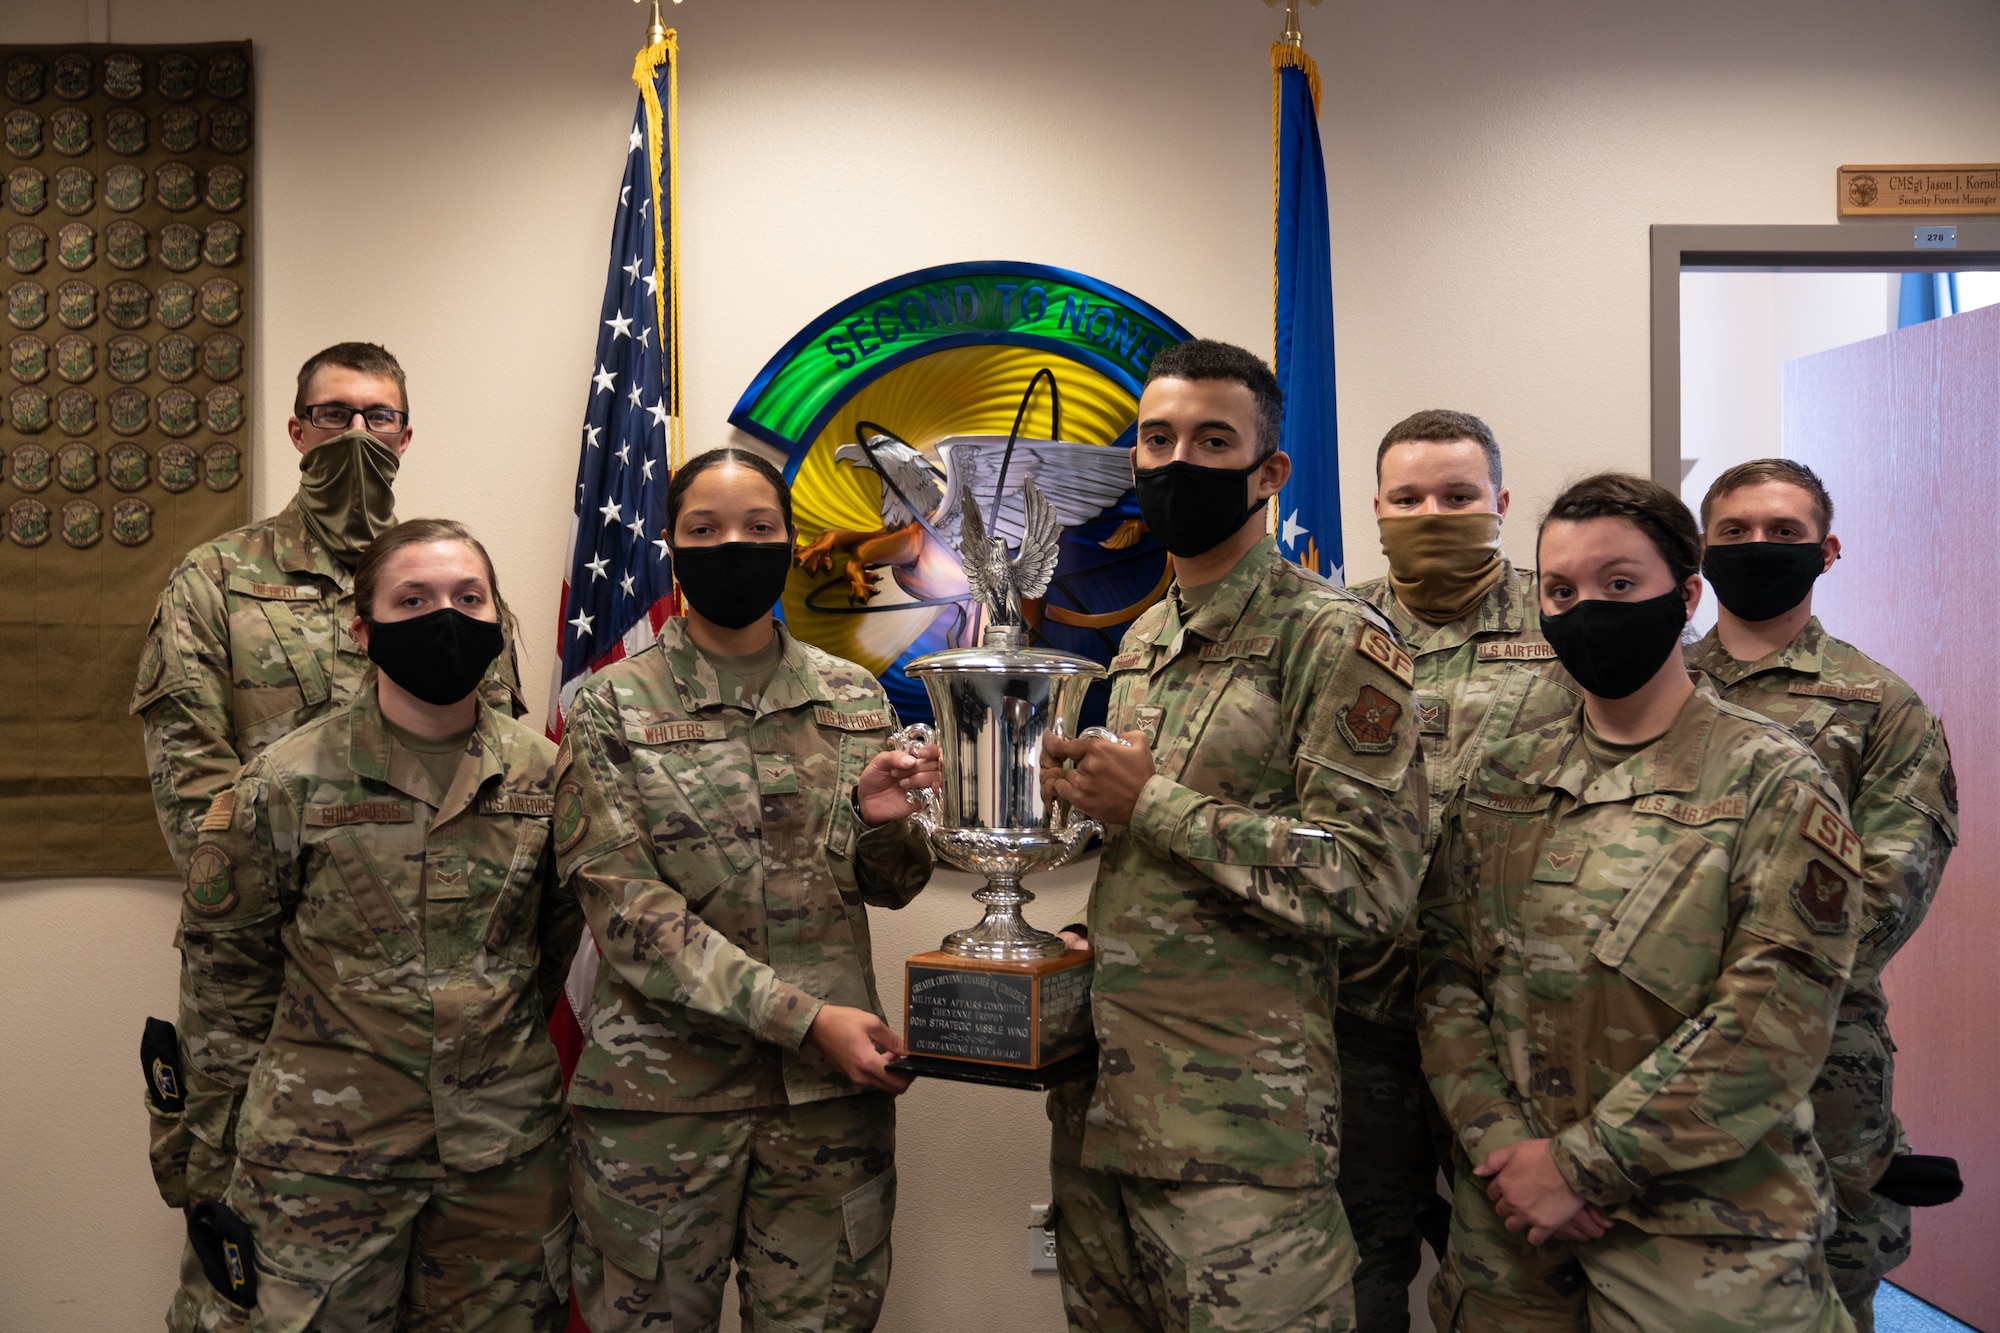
[
  {"x1": 1263, "y1": 0, "x2": 1321, "y2": 47},
  {"x1": 635, "y1": 0, "x2": 669, "y2": 46}
]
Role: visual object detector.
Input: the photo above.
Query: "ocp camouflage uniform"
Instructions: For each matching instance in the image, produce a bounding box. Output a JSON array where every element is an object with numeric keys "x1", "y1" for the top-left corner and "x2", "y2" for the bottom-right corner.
[
  {"x1": 1340, "y1": 562, "x2": 1579, "y2": 1332},
  {"x1": 1689, "y1": 619, "x2": 1958, "y2": 1332},
  {"x1": 553, "y1": 620, "x2": 932, "y2": 1333},
  {"x1": 1048, "y1": 538, "x2": 1428, "y2": 1333},
  {"x1": 1419, "y1": 680, "x2": 1865, "y2": 1333},
  {"x1": 134, "y1": 499, "x2": 529, "y2": 1332},
  {"x1": 176, "y1": 680, "x2": 582, "y2": 1331}
]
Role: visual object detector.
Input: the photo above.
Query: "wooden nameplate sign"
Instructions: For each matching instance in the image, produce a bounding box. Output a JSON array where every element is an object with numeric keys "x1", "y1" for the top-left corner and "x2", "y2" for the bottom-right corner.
[{"x1": 891, "y1": 949, "x2": 1095, "y2": 1089}]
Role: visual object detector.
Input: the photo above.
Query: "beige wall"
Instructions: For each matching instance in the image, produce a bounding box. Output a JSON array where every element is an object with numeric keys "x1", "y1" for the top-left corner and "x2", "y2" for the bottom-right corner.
[{"x1": 4, "y1": 1, "x2": 1999, "y2": 1328}]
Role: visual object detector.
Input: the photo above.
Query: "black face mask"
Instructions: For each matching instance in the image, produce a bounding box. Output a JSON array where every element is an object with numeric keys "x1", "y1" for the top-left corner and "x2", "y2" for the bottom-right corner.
[
  {"x1": 672, "y1": 542, "x2": 793, "y2": 630},
  {"x1": 1702, "y1": 541, "x2": 1825, "y2": 623},
  {"x1": 1540, "y1": 589, "x2": 1689, "y2": 700},
  {"x1": 1134, "y1": 458, "x2": 1269, "y2": 559},
  {"x1": 366, "y1": 608, "x2": 505, "y2": 707}
]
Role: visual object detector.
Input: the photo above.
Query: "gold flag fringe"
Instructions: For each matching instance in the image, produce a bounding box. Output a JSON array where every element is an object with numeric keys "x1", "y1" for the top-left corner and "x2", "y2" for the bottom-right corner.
[{"x1": 633, "y1": 34, "x2": 684, "y2": 469}]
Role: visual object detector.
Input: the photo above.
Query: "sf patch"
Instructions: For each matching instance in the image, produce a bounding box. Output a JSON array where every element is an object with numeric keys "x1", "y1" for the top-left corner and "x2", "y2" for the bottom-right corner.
[
  {"x1": 553, "y1": 780, "x2": 589, "y2": 856},
  {"x1": 1799, "y1": 792, "x2": 1863, "y2": 874},
  {"x1": 1792, "y1": 858, "x2": 1850, "y2": 934},
  {"x1": 1355, "y1": 625, "x2": 1416, "y2": 687},
  {"x1": 183, "y1": 844, "x2": 236, "y2": 918},
  {"x1": 1335, "y1": 685, "x2": 1402, "y2": 755}
]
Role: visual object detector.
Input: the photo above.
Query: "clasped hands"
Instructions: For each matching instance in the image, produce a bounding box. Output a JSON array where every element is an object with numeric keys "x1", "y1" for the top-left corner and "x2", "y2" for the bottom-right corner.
[
  {"x1": 1476, "y1": 1138, "x2": 1613, "y2": 1245},
  {"x1": 1039, "y1": 730, "x2": 1155, "y2": 828}
]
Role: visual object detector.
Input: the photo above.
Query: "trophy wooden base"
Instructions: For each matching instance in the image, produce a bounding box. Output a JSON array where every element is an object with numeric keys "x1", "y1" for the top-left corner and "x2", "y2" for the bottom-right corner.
[{"x1": 898, "y1": 948, "x2": 1094, "y2": 1084}]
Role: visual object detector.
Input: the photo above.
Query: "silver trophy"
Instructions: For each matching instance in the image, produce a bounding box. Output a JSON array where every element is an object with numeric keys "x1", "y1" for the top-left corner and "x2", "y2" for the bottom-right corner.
[{"x1": 890, "y1": 478, "x2": 1112, "y2": 963}]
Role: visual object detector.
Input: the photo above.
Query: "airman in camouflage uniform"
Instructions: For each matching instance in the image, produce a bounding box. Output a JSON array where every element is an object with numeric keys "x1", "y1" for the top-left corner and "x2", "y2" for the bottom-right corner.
[
  {"x1": 1043, "y1": 535, "x2": 1428, "y2": 1332},
  {"x1": 1343, "y1": 562, "x2": 1578, "y2": 1328},
  {"x1": 135, "y1": 345, "x2": 525, "y2": 1332},
  {"x1": 1691, "y1": 460, "x2": 1957, "y2": 1332},
  {"x1": 554, "y1": 618, "x2": 934, "y2": 1333},
  {"x1": 176, "y1": 679, "x2": 582, "y2": 1331},
  {"x1": 1418, "y1": 677, "x2": 1864, "y2": 1332}
]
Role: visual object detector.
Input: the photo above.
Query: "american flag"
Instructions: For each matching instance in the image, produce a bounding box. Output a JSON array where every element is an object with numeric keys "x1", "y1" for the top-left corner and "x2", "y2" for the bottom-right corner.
[{"x1": 546, "y1": 48, "x2": 680, "y2": 741}]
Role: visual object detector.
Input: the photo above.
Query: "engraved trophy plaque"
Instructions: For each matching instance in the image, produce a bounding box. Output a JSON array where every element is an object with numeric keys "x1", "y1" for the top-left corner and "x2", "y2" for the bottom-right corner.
[{"x1": 887, "y1": 479, "x2": 1109, "y2": 1087}]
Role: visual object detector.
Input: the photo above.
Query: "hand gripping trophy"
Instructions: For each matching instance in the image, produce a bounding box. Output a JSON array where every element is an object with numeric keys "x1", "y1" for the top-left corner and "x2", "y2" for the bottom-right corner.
[{"x1": 886, "y1": 478, "x2": 1118, "y2": 1085}]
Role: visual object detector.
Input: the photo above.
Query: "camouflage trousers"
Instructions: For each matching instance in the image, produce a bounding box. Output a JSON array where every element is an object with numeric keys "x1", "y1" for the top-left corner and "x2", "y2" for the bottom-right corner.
[
  {"x1": 569, "y1": 1093, "x2": 897, "y2": 1333},
  {"x1": 1049, "y1": 1155, "x2": 1358, "y2": 1332},
  {"x1": 1334, "y1": 1010, "x2": 1454, "y2": 1333},
  {"x1": 1429, "y1": 1168, "x2": 1854, "y2": 1333},
  {"x1": 1813, "y1": 1006, "x2": 1912, "y2": 1333},
  {"x1": 206, "y1": 1134, "x2": 571, "y2": 1333}
]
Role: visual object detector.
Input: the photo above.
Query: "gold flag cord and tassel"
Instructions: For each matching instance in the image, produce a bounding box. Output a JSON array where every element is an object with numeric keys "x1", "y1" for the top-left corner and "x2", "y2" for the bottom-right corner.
[{"x1": 632, "y1": 28, "x2": 684, "y2": 469}]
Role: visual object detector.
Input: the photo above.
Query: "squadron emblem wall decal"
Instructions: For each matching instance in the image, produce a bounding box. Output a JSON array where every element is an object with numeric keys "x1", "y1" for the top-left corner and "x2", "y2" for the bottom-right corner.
[
  {"x1": 0, "y1": 40, "x2": 253, "y2": 875},
  {"x1": 730, "y1": 261, "x2": 1190, "y2": 726}
]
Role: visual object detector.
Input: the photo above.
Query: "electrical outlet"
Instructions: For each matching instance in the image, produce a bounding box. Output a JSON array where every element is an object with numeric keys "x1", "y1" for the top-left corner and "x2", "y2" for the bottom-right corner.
[{"x1": 1028, "y1": 1203, "x2": 1057, "y2": 1273}]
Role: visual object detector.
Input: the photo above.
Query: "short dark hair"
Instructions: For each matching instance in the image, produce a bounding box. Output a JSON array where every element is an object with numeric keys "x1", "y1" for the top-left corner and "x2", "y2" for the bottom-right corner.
[
  {"x1": 294, "y1": 341, "x2": 409, "y2": 418},
  {"x1": 1144, "y1": 338, "x2": 1284, "y2": 458},
  {"x1": 353, "y1": 517, "x2": 515, "y2": 640},
  {"x1": 1539, "y1": 471, "x2": 1701, "y2": 588},
  {"x1": 1701, "y1": 458, "x2": 1834, "y2": 539},
  {"x1": 1376, "y1": 409, "x2": 1502, "y2": 492},
  {"x1": 666, "y1": 447, "x2": 795, "y2": 543}
]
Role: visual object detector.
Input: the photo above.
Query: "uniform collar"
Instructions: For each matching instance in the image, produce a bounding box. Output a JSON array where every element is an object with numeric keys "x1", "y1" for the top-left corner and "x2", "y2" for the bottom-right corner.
[
  {"x1": 1150, "y1": 536, "x2": 1283, "y2": 648},
  {"x1": 1384, "y1": 558, "x2": 1533, "y2": 654},
  {"x1": 1687, "y1": 617, "x2": 1827, "y2": 686},
  {"x1": 347, "y1": 677, "x2": 504, "y2": 821},
  {"x1": 271, "y1": 497, "x2": 352, "y2": 585},
  {"x1": 1522, "y1": 675, "x2": 1720, "y2": 805},
  {"x1": 654, "y1": 617, "x2": 829, "y2": 715}
]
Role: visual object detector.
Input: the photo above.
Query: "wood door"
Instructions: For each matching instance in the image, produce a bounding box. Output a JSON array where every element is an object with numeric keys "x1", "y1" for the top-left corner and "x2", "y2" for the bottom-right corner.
[{"x1": 1784, "y1": 304, "x2": 1997, "y2": 1332}]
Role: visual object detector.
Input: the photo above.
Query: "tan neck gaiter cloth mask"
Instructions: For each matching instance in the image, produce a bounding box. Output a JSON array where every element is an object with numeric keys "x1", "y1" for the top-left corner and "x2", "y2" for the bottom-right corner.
[{"x1": 1378, "y1": 511, "x2": 1504, "y2": 624}]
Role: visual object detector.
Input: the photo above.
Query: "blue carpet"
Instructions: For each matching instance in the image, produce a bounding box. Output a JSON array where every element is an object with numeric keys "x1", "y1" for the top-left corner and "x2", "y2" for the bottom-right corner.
[{"x1": 1879, "y1": 1284, "x2": 1980, "y2": 1333}]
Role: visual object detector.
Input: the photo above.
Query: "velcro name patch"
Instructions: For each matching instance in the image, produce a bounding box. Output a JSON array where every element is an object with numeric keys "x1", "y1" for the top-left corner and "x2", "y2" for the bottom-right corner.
[
  {"x1": 642, "y1": 720, "x2": 728, "y2": 744},
  {"x1": 1787, "y1": 679, "x2": 1884, "y2": 705},
  {"x1": 1468, "y1": 791, "x2": 1549, "y2": 814},
  {"x1": 199, "y1": 790, "x2": 237, "y2": 832},
  {"x1": 1476, "y1": 641, "x2": 1559, "y2": 661},
  {"x1": 304, "y1": 800, "x2": 415, "y2": 827},
  {"x1": 1356, "y1": 626, "x2": 1416, "y2": 686},
  {"x1": 1801, "y1": 793, "x2": 1864, "y2": 874},
  {"x1": 1198, "y1": 635, "x2": 1277, "y2": 662},
  {"x1": 228, "y1": 576, "x2": 321, "y2": 601},
  {"x1": 1633, "y1": 794, "x2": 1745, "y2": 826},
  {"x1": 480, "y1": 793, "x2": 555, "y2": 817},
  {"x1": 814, "y1": 706, "x2": 889, "y2": 731},
  {"x1": 1109, "y1": 651, "x2": 1149, "y2": 673}
]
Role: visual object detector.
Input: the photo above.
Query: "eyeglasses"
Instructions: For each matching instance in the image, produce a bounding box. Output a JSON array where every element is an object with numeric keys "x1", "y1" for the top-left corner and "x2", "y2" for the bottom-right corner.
[{"x1": 302, "y1": 402, "x2": 409, "y2": 434}]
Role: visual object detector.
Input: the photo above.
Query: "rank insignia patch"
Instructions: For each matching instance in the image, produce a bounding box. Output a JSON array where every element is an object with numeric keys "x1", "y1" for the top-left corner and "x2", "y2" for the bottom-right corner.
[
  {"x1": 1792, "y1": 858, "x2": 1849, "y2": 934},
  {"x1": 8, "y1": 333, "x2": 47, "y2": 382},
  {"x1": 7, "y1": 497, "x2": 49, "y2": 547},
  {"x1": 1416, "y1": 692, "x2": 1447, "y2": 736},
  {"x1": 184, "y1": 844, "x2": 236, "y2": 917},
  {"x1": 1335, "y1": 684, "x2": 1403, "y2": 754},
  {"x1": 53, "y1": 333, "x2": 91, "y2": 382},
  {"x1": 553, "y1": 781, "x2": 589, "y2": 855},
  {"x1": 60, "y1": 497, "x2": 100, "y2": 548},
  {"x1": 111, "y1": 496, "x2": 152, "y2": 545}
]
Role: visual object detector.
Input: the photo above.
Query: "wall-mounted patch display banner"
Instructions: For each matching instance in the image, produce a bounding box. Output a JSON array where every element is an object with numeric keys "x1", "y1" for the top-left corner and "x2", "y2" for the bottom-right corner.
[
  {"x1": 1838, "y1": 164, "x2": 2000, "y2": 217},
  {"x1": 0, "y1": 42, "x2": 251, "y2": 877},
  {"x1": 730, "y1": 261, "x2": 1188, "y2": 726}
]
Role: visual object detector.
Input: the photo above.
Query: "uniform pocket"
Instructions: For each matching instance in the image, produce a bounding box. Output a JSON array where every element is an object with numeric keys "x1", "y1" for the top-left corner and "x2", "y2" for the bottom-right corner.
[
  {"x1": 540, "y1": 1212, "x2": 575, "y2": 1304},
  {"x1": 482, "y1": 821, "x2": 553, "y2": 967},
  {"x1": 569, "y1": 1157, "x2": 663, "y2": 1282},
  {"x1": 1594, "y1": 831, "x2": 1720, "y2": 1018},
  {"x1": 144, "y1": 1088, "x2": 192, "y2": 1210},
  {"x1": 841, "y1": 1164, "x2": 897, "y2": 1261},
  {"x1": 1185, "y1": 1186, "x2": 1350, "y2": 1333},
  {"x1": 306, "y1": 829, "x2": 421, "y2": 979}
]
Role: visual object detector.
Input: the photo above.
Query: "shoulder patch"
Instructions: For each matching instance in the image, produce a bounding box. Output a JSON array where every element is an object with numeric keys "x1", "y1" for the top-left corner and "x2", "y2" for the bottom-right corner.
[
  {"x1": 1476, "y1": 641, "x2": 1558, "y2": 662},
  {"x1": 1787, "y1": 678, "x2": 1884, "y2": 705},
  {"x1": 641, "y1": 719, "x2": 728, "y2": 745},
  {"x1": 814, "y1": 705, "x2": 889, "y2": 731},
  {"x1": 553, "y1": 780, "x2": 588, "y2": 855},
  {"x1": 1108, "y1": 650, "x2": 1149, "y2": 673},
  {"x1": 1632, "y1": 794, "x2": 1746, "y2": 826},
  {"x1": 1198, "y1": 635, "x2": 1278, "y2": 662},
  {"x1": 136, "y1": 634, "x2": 165, "y2": 693},
  {"x1": 1792, "y1": 859, "x2": 1851, "y2": 934},
  {"x1": 1355, "y1": 625, "x2": 1416, "y2": 687},
  {"x1": 1335, "y1": 684, "x2": 1403, "y2": 754},
  {"x1": 183, "y1": 844, "x2": 236, "y2": 917},
  {"x1": 480, "y1": 792, "x2": 555, "y2": 817},
  {"x1": 1799, "y1": 792, "x2": 1864, "y2": 875},
  {"x1": 303, "y1": 800, "x2": 414, "y2": 827},
  {"x1": 199, "y1": 790, "x2": 236, "y2": 832}
]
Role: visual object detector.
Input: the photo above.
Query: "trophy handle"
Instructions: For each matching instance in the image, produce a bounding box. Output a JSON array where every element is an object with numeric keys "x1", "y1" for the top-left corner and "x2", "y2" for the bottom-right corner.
[
  {"x1": 1047, "y1": 725, "x2": 1130, "y2": 841},
  {"x1": 1076, "y1": 726, "x2": 1132, "y2": 747},
  {"x1": 886, "y1": 724, "x2": 942, "y2": 830}
]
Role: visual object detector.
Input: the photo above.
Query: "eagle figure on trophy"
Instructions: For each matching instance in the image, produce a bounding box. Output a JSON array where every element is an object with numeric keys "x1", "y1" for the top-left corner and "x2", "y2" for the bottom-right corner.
[{"x1": 957, "y1": 478, "x2": 1062, "y2": 646}]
